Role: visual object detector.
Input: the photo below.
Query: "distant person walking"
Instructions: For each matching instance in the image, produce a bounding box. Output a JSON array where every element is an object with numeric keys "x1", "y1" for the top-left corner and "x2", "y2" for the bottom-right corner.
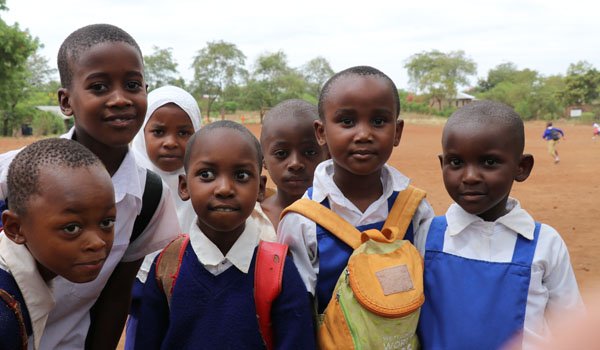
[
  {"x1": 592, "y1": 123, "x2": 600, "y2": 141},
  {"x1": 542, "y1": 122, "x2": 564, "y2": 164}
]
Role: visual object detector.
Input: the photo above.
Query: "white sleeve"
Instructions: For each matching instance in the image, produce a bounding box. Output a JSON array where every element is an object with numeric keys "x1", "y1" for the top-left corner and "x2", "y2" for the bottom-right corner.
[
  {"x1": 122, "y1": 182, "x2": 181, "y2": 262},
  {"x1": 411, "y1": 197, "x2": 435, "y2": 234},
  {"x1": 277, "y1": 212, "x2": 318, "y2": 295},
  {"x1": 413, "y1": 217, "x2": 434, "y2": 256},
  {"x1": 0, "y1": 148, "x2": 23, "y2": 199}
]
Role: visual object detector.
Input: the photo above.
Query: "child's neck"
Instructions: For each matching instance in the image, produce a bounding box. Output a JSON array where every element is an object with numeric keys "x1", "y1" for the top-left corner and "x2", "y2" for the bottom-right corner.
[
  {"x1": 72, "y1": 130, "x2": 128, "y2": 176},
  {"x1": 261, "y1": 191, "x2": 299, "y2": 228},
  {"x1": 333, "y1": 166, "x2": 383, "y2": 213}
]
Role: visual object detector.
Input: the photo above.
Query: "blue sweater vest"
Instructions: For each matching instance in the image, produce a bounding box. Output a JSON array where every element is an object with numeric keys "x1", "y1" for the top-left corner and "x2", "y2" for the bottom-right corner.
[
  {"x1": 135, "y1": 244, "x2": 316, "y2": 350},
  {"x1": 0, "y1": 268, "x2": 33, "y2": 350}
]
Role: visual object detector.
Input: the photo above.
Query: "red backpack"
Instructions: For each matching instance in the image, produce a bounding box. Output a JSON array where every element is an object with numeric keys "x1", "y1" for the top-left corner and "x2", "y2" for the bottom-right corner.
[{"x1": 154, "y1": 235, "x2": 287, "y2": 350}]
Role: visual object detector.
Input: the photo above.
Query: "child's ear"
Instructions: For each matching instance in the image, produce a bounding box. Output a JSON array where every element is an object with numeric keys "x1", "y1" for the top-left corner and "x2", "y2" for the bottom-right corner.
[
  {"x1": 58, "y1": 88, "x2": 74, "y2": 116},
  {"x1": 178, "y1": 174, "x2": 190, "y2": 201},
  {"x1": 393, "y1": 119, "x2": 404, "y2": 146},
  {"x1": 257, "y1": 175, "x2": 267, "y2": 203},
  {"x1": 1, "y1": 210, "x2": 26, "y2": 245},
  {"x1": 515, "y1": 154, "x2": 534, "y2": 182},
  {"x1": 314, "y1": 119, "x2": 327, "y2": 146}
]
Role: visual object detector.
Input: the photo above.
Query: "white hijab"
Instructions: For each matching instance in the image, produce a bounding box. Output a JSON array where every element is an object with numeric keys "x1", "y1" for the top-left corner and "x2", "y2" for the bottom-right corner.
[{"x1": 132, "y1": 85, "x2": 202, "y2": 228}]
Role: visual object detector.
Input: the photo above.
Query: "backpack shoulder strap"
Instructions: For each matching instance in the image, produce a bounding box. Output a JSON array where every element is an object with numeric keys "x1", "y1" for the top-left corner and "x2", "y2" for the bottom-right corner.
[
  {"x1": 131, "y1": 170, "x2": 163, "y2": 243},
  {"x1": 281, "y1": 199, "x2": 362, "y2": 249},
  {"x1": 0, "y1": 289, "x2": 28, "y2": 350},
  {"x1": 254, "y1": 241, "x2": 288, "y2": 350},
  {"x1": 383, "y1": 185, "x2": 426, "y2": 239},
  {"x1": 154, "y1": 234, "x2": 189, "y2": 307}
]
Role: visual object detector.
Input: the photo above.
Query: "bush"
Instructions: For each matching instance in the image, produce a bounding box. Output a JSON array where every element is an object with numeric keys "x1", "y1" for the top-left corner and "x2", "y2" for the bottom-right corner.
[{"x1": 32, "y1": 110, "x2": 65, "y2": 136}]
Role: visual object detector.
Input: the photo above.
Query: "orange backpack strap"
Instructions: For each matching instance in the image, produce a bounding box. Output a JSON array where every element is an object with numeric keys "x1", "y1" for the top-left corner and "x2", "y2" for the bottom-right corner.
[
  {"x1": 383, "y1": 185, "x2": 426, "y2": 239},
  {"x1": 281, "y1": 199, "x2": 363, "y2": 249},
  {"x1": 155, "y1": 234, "x2": 189, "y2": 307},
  {"x1": 254, "y1": 240, "x2": 288, "y2": 350}
]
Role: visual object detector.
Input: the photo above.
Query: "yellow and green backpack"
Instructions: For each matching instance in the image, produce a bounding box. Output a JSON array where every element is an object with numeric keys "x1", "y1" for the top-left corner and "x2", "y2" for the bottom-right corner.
[{"x1": 282, "y1": 185, "x2": 426, "y2": 350}]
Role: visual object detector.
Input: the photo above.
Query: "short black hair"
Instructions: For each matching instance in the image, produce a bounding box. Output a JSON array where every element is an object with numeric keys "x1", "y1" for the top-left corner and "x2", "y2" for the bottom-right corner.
[
  {"x1": 184, "y1": 120, "x2": 263, "y2": 171},
  {"x1": 261, "y1": 99, "x2": 318, "y2": 144},
  {"x1": 444, "y1": 100, "x2": 525, "y2": 154},
  {"x1": 7, "y1": 138, "x2": 103, "y2": 215},
  {"x1": 318, "y1": 65, "x2": 401, "y2": 119},
  {"x1": 57, "y1": 23, "x2": 143, "y2": 88}
]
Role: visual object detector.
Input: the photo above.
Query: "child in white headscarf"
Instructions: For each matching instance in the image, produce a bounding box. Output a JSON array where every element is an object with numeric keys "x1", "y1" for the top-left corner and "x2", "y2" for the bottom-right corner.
[{"x1": 132, "y1": 85, "x2": 202, "y2": 227}]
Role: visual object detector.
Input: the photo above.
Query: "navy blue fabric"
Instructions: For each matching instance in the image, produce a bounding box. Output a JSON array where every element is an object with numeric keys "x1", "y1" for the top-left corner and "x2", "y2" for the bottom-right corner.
[
  {"x1": 0, "y1": 268, "x2": 32, "y2": 350},
  {"x1": 124, "y1": 278, "x2": 144, "y2": 350},
  {"x1": 0, "y1": 199, "x2": 7, "y2": 228},
  {"x1": 418, "y1": 216, "x2": 541, "y2": 350},
  {"x1": 135, "y1": 244, "x2": 315, "y2": 350},
  {"x1": 309, "y1": 190, "x2": 414, "y2": 313}
]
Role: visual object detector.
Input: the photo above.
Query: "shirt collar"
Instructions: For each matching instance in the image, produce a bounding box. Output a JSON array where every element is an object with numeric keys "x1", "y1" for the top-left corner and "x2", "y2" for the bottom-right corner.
[
  {"x1": 0, "y1": 236, "x2": 54, "y2": 349},
  {"x1": 188, "y1": 218, "x2": 261, "y2": 274},
  {"x1": 62, "y1": 127, "x2": 144, "y2": 205},
  {"x1": 310, "y1": 159, "x2": 410, "y2": 204},
  {"x1": 446, "y1": 198, "x2": 536, "y2": 240}
]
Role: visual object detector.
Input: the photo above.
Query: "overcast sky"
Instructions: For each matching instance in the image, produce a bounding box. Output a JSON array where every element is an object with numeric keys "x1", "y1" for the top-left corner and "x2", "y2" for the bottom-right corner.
[{"x1": 3, "y1": 0, "x2": 599, "y2": 90}]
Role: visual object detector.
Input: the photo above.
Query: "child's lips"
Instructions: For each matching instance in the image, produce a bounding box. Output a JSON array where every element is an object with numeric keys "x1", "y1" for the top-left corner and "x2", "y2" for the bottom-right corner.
[
  {"x1": 104, "y1": 114, "x2": 137, "y2": 128},
  {"x1": 209, "y1": 204, "x2": 240, "y2": 212}
]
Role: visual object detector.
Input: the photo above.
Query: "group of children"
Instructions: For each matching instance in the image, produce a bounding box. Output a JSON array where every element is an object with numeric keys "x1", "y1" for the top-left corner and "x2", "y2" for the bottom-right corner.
[{"x1": 0, "y1": 22, "x2": 583, "y2": 350}]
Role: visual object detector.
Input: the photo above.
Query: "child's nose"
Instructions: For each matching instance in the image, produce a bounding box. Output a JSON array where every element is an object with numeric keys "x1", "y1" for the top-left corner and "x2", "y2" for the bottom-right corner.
[
  {"x1": 214, "y1": 177, "x2": 235, "y2": 197},
  {"x1": 106, "y1": 88, "x2": 133, "y2": 108},
  {"x1": 462, "y1": 165, "x2": 481, "y2": 183},
  {"x1": 354, "y1": 123, "x2": 373, "y2": 142},
  {"x1": 163, "y1": 135, "x2": 178, "y2": 149},
  {"x1": 83, "y1": 229, "x2": 109, "y2": 252},
  {"x1": 287, "y1": 152, "x2": 305, "y2": 171}
]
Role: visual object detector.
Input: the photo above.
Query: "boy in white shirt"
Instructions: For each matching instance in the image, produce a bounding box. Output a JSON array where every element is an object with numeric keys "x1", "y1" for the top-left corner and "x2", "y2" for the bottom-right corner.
[
  {"x1": 0, "y1": 138, "x2": 115, "y2": 349},
  {"x1": 414, "y1": 100, "x2": 583, "y2": 349}
]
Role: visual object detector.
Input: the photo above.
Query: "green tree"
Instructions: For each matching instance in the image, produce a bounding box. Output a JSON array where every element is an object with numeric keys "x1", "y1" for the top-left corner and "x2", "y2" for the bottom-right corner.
[
  {"x1": 144, "y1": 46, "x2": 181, "y2": 91},
  {"x1": 557, "y1": 61, "x2": 600, "y2": 106},
  {"x1": 191, "y1": 40, "x2": 246, "y2": 117},
  {"x1": 302, "y1": 56, "x2": 334, "y2": 98},
  {"x1": 404, "y1": 50, "x2": 477, "y2": 110},
  {"x1": 0, "y1": 8, "x2": 39, "y2": 135}
]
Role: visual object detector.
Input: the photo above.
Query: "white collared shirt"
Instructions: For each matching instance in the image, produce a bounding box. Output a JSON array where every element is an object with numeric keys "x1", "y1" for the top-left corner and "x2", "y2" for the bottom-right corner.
[
  {"x1": 0, "y1": 236, "x2": 54, "y2": 350},
  {"x1": 0, "y1": 128, "x2": 181, "y2": 349},
  {"x1": 413, "y1": 198, "x2": 584, "y2": 349},
  {"x1": 277, "y1": 159, "x2": 434, "y2": 295},
  {"x1": 188, "y1": 217, "x2": 262, "y2": 276}
]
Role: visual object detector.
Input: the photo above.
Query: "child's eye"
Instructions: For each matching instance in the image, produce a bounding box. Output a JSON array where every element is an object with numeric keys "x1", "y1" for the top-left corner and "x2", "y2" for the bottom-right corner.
[
  {"x1": 372, "y1": 118, "x2": 386, "y2": 127},
  {"x1": 90, "y1": 83, "x2": 108, "y2": 93},
  {"x1": 483, "y1": 158, "x2": 498, "y2": 166},
  {"x1": 448, "y1": 158, "x2": 463, "y2": 167},
  {"x1": 235, "y1": 171, "x2": 251, "y2": 182},
  {"x1": 126, "y1": 81, "x2": 143, "y2": 90},
  {"x1": 63, "y1": 224, "x2": 82, "y2": 235},
  {"x1": 178, "y1": 130, "x2": 193, "y2": 138},
  {"x1": 198, "y1": 170, "x2": 215, "y2": 181},
  {"x1": 100, "y1": 218, "x2": 116, "y2": 230},
  {"x1": 304, "y1": 149, "x2": 319, "y2": 157},
  {"x1": 273, "y1": 150, "x2": 288, "y2": 159},
  {"x1": 151, "y1": 129, "x2": 164, "y2": 137},
  {"x1": 340, "y1": 118, "x2": 355, "y2": 127}
]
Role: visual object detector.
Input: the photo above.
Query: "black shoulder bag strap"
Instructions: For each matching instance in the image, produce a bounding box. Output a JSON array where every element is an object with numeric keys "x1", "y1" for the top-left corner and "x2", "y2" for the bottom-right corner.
[{"x1": 130, "y1": 170, "x2": 163, "y2": 243}]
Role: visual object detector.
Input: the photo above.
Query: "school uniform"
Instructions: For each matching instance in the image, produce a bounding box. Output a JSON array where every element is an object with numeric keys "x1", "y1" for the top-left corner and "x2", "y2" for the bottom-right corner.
[
  {"x1": 277, "y1": 159, "x2": 434, "y2": 312},
  {"x1": 413, "y1": 199, "x2": 583, "y2": 350},
  {"x1": 0, "y1": 128, "x2": 181, "y2": 350},
  {"x1": 135, "y1": 218, "x2": 316, "y2": 349},
  {"x1": 0, "y1": 235, "x2": 54, "y2": 350}
]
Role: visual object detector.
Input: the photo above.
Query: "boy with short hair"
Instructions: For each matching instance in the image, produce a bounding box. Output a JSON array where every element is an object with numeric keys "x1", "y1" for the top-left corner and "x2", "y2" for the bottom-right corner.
[
  {"x1": 542, "y1": 121, "x2": 564, "y2": 163},
  {"x1": 135, "y1": 121, "x2": 315, "y2": 349},
  {"x1": 415, "y1": 100, "x2": 582, "y2": 349},
  {"x1": 277, "y1": 66, "x2": 433, "y2": 335},
  {"x1": 0, "y1": 24, "x2": 180, "y2": 349},
  {"x1": 260, "y1": 99, "x2": 327, "y2": 227},
  {"x1": 0, "y1": 138, "x2": 116, "y2": 350}
]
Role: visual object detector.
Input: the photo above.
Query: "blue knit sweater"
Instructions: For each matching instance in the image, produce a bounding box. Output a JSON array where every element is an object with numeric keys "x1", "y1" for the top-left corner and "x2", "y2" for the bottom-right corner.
[
  {"x1": 134, "y1": 244, "x2": 316, "y2": 350},
  {"x1": 0, "y1": 268, "x2": 32, "y2": 350}
]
